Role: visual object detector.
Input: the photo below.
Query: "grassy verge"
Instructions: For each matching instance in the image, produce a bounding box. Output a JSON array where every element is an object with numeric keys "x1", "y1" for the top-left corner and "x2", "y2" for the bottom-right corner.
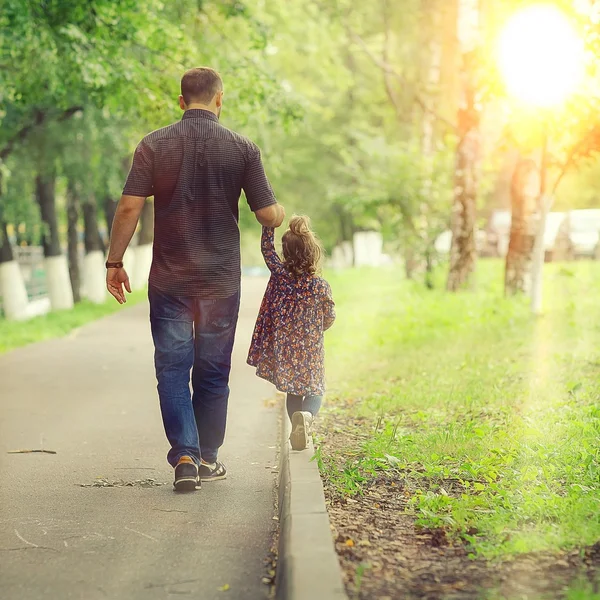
[
  {"x1": 322, "y1": 260, "x2": 600, "y2": 560},
  {"x1": 0, "y1": 290, "x2": 148, "y2": 354}
]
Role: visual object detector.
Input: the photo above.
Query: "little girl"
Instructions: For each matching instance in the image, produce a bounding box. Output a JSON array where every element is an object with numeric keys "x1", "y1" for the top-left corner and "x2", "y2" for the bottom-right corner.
[{"x1": 247, "y1": 216, "x2": 335, "y2": 451}]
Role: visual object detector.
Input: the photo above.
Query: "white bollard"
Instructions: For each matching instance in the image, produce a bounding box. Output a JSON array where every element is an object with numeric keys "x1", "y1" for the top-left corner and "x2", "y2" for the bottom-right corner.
[
  {"x1": 84, "y1": 250, "x2": 107, "y2": 304},
  {"x1": 132, "y1": 243, "x2": 152, "y2": 290},
  {"x1": 45, "y1": 255, "x2": 74, "y2": 311},
  {"x1": 366, "y1": 231, "x2": 383, "y2": 266},
  {"x1": 0, "y1": 261, "x2": 30, "y2": 320},
  {"x1": 353, "y1": 231, "x2": 383, "y2": 267},
  {"x1": 331, "y1": 246, "x2": 346, "y2": 269},
  {"x1": 435, "y1": 231, "x2": 452, "y2": 255},
  {"x1": 340, "y1": 241, "x2": 354, "y2": 267}
]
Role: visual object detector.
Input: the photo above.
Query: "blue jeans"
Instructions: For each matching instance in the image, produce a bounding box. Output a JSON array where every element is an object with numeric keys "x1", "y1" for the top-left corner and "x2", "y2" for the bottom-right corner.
[
  {"x1": 149, "y1": 286, "x2": 240, "y2": 467},
  {"x1": 286, "y1": 394, "x2": 323, "y2": 421}
]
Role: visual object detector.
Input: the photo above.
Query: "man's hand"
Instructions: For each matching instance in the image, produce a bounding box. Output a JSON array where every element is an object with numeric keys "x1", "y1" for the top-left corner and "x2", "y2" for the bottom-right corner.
[{"x1": 106, "y1": 267, "x2": 132, "y2": 304}]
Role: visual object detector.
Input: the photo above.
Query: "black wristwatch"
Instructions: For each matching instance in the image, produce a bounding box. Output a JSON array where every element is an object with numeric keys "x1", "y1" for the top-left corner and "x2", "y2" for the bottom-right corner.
[{"x1": 105, "y1": 261, "x2": 124, "y2": 269}]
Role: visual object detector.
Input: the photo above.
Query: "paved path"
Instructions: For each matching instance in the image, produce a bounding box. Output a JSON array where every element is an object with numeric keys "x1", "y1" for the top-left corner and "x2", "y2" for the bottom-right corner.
[{"x1": 0, "y1": 278, "x2": 278, "y2": 600}]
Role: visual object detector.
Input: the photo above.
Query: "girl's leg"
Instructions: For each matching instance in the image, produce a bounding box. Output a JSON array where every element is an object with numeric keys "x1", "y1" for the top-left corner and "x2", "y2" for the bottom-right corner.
[
  {"x1": 286, "y1": 393, "x2": 304, "y2": 421},
  {"x1": 302, "y1": 395, "x2": 323, "y2": 417}
]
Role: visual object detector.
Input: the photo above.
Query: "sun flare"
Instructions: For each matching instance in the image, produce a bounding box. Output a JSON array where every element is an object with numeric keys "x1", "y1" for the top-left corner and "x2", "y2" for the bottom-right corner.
[{"x1": 498, "y1": 4, "x2": 584, "y2": 107}]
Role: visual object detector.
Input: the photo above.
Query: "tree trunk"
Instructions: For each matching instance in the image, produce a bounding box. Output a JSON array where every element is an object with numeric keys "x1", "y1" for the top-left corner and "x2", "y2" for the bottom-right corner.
[
  {"x1": 446, "y1": 51, "x2": 480, "y2": 291},
  {"x1": 103, "y1": 196, "x2": 118, "y2": 242},
  {"x1": 36, "y1": 171, "x2": 74, "y2": 310},
  {"x1": 35, "y1": 173, "x2": 61, "y2": 257},
  {"x1": 0, "y1": 179, "x2": 14, "y2": 263},
  {"x1": 83, "y1": 197, "x2": 106, "y2": 254},
  {"x1": 504, "y1": 158, "x2": 540, "y2": 295},
  {"x1": 138, "y1": 199, "x2": 154, "y2": 245},
  {"x1": 66, "y1": 182, "x2": 81, "y2": 303},
  {"x1": 404, "y1": 246, "x2": 418, "y2": 280},
  {"x1": 424, "y1": 245, "x2": 435, "y2": 289},
  {"x1": 82, "y1": 197, "x2": 107, "y2": 305}
]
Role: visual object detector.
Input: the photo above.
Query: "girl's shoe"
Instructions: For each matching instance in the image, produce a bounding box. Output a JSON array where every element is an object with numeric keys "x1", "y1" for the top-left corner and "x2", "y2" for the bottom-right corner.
[{"x1": 290, "y1": 411, "x2": 313, "y2": 451}]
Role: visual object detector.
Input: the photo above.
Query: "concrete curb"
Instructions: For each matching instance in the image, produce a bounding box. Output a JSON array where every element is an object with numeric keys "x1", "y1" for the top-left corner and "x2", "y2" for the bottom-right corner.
[{"x1": 275, "y1": 404, "x2": 348, "y2": 600}]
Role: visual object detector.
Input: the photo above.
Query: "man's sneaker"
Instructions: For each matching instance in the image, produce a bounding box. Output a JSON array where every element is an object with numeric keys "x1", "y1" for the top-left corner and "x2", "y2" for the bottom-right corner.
[
  {"x1": 290, "y1": 411, "x2": 313, "y2": 451},
  {"x1": 198, "y1": 460, "x2": 227, "y2": 481},
  {"x1": 173, "y1": 456, "x2": 200, "y2": 492}
]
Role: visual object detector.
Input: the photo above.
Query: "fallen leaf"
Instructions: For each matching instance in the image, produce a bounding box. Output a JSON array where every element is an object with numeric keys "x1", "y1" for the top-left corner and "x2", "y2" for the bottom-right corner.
[
  {"x1": 218, "y1": 584, "x2": 230, "y2": 592},
  {"x1": 345, "y1": 538, "x2": 354, "y2": 547}
]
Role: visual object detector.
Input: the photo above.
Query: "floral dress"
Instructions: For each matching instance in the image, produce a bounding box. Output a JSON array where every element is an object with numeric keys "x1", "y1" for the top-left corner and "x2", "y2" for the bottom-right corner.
[{"x1": 247, "y1": 227, "x2": 336, "y2": 396}]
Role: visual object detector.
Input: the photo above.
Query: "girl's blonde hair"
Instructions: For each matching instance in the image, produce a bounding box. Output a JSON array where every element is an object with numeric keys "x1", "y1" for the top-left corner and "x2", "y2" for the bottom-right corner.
[{"x1": 282, "y1": 215, "x2": 323, "y2": 278}]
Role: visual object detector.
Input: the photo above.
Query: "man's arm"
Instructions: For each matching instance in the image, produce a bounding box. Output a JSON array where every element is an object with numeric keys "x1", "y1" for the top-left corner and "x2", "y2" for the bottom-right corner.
[
  {"x1": 242, "y1": 145, "x2": 285, "y2": 228},
  {"x1": 105, "y1": 195, "x2": 145, "y2": 304},
  {"x1": 255, "y1": 204, "x2": 285, "y2": 228},
  {"x1": 107, "y1": 137, "x2": 154, "y2": 304}
]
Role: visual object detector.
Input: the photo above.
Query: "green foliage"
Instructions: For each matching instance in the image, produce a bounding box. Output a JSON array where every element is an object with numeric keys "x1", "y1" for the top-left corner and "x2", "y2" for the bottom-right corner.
[
  {"x1": 322, "y1": 260, "x2": 600, "y2": 559},
  {"x1": 2, "y1": 0, "x2": 600, "y2": 262}
]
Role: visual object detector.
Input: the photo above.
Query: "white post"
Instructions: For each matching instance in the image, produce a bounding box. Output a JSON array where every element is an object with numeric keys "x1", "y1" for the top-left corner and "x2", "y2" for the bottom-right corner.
[
  {"x1": 45, "y1": 255, "x2": 74, "y2": 311},
  {"x1": 331, "y1": 246, "x2": 345, "y2": 270},
  {"x1": 0, "y1": 261, "x2": 30, "y2": 320},
  {"x1": 353, "y1": 233, "x2": 368, "y2": 267},
  {"x1": 340, "y1": 241, "x2": 354, "y2": 267},
  {"x1": 366, "y1": 231, "x2": 383, "y2": 266},
  {"x1": 354, "y1": 232, "x2": 383, "y2": 267},
  {"x1": 530, "y1": 195, "x2": 553, "y2": 315},
  {"x1": 84, "y1": 250, "x2": 107, "y2": 304}
]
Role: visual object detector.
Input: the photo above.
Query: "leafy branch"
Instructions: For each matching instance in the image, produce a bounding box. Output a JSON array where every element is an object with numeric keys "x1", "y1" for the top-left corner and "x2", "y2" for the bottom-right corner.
[
  {"x1": 0, "y1": 107, "x2": 83, "y2": 162},
  {"x1": 348, "y1": 28, "x2": 458, "y2": 134}
]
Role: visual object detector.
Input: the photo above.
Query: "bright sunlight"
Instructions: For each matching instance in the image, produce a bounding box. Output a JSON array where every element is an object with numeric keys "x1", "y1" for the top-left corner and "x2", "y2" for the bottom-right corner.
[{"x1": 498, "y1": 4, "x2": 585, "y2": 107}]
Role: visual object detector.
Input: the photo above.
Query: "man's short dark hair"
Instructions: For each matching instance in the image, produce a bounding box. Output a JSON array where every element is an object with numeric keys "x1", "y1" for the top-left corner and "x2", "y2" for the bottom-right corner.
[{"x1": 181, "y1": 67, "x2": 223, "y2": 105}]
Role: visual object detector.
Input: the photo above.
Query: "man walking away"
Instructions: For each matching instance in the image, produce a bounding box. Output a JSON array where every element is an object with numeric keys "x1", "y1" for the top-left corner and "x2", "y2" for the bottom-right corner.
[{"x1": 105, "y1": 67, "x2": 285, "y2": 491}]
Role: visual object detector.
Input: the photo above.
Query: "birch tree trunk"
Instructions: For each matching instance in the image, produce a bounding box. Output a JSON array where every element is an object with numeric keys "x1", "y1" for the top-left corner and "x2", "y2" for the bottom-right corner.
[
  {"x1": 504, "y1": 158, "x2": 540, "y2": 295},
  {"x1": 446, "y1": 75, "x2": 480, "y2": 291},
  {"x1": 446, "y1": 0, "x2": 481, "y2": 291}
]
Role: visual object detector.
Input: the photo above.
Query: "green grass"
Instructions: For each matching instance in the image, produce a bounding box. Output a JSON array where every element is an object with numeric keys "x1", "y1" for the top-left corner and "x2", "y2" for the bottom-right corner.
[
  {"x1": 0, "y1": 290, "x2": 148, "y2": 354},
  {"x1": 323, "y1": 261, "x2": 600, "y2": 559}
]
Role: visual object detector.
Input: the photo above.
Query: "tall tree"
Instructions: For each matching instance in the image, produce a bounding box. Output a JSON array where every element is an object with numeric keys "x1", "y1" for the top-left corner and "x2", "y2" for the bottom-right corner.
[
  {"x1": 66, "y1": 181, "x2": 82, "y2": 303},
  {"x1": 447, "y1": 0, "x2": 481, "y2": 291},
  {"x1": 504, "y1": 158, "x2": 540, "y2": 294}
]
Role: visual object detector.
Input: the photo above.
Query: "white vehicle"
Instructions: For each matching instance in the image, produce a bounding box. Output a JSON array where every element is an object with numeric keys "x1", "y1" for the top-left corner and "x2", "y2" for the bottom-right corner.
[{"x1": 555, "y1": 209, "x2": 600, "y2": 260}]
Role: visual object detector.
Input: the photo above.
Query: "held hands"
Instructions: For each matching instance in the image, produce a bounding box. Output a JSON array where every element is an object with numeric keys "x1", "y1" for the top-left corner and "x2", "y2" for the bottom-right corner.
[
  {"x1": 274, "y1": 204, "x2": 286, "y2": 228},
  {"x1": 106, "y1": 267, "x2": 132, "y2": 304}
]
